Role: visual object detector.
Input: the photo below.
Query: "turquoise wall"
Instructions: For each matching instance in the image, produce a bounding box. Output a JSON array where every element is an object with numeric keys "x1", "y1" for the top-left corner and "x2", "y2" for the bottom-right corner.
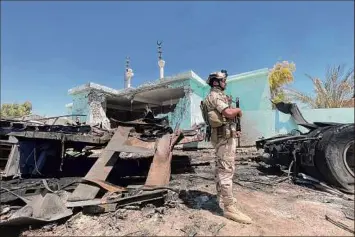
[
  {"x1": 174, "y1": 70, "x2": 274, "y2": 143},
  {"x1": 189, "y1": 79, "x2": 207, "y2": 126},
  {"x1": 240, "y1": 108, "x2": 354, "y2": 145},
  {"x1": 167, "y1": 79, "x2": 192, "y2": 130},
  {"x1": 225, "y1": 70, "x2": 271, "y2": 111},
  {"x1": 66, "y1": 106, "x2": 73, "y2": 116},
  {"x1": 276, "y1": 108, "x2": 355, "y2": 134},
  {"x1": 71, "y1": 91, "x2": 89, "y2": 123}
]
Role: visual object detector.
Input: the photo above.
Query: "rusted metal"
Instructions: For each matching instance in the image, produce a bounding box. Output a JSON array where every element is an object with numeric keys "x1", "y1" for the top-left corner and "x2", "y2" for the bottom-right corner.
[
  {"x1": 68, "y1": 116, "x2": 198, "y2": 201},
  {"x1": 0, "y1": 193, "x2": 73, "y2": 226},
  {"x1": 0, "y1": 108, "x2": 210, "y2": 227},
  {"x1": 83, "y1": 178, "x2": 127, "y2": 193},
  {"x1": 82, "y1": 190, "x2": 168, "y2": 214},
  {"x1": 5, "y1": 131, "x2": 110, "y2": 145},
  {"x1": 178, "y1": 131, "x2": 205, "y2": 144},
  {"x1": 0, "y1": 118, "x2": 112, "y2": 145},
  {"x1": 68, "y1": 126, "x2": 132, "y2": 201},
  {"x1": 144, "y1": 131, "x2": 183, "y2": 187},
  {"x1": 124, "y1": 137, "x2": 156, "y2": 150},
  {"x1": 83, "y1": 203, "x2": 117, "y2": 214}
]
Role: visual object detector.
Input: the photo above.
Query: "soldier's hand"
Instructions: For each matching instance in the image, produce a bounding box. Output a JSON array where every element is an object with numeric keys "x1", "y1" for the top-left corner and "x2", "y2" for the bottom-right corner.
[{"x1": 236, "y1": 131, "x2": 242, "y2": 137}]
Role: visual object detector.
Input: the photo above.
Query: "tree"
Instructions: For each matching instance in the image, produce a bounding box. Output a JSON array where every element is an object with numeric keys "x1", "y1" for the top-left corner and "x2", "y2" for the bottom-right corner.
[
  {"x1": 0, "y1": 101, "x2": 33, "y2": 118},
  {"x1": 286, "y1": 65, "x2": 354, "y2": 108},
  {"x1": 268, "y1": 61, "x2": 296, "y2": 105}
]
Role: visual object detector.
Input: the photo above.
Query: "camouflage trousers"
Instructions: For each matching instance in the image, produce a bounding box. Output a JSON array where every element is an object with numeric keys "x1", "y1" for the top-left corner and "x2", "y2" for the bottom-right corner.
[{"x1": 213, "y1": 137, "x2": 237, "y2": 207}]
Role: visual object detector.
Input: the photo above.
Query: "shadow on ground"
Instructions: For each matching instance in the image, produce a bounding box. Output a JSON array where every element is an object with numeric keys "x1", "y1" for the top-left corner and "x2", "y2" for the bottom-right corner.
[
  {"x1": 0, "y1": 226, "x2": 27, "y2": 237},
  {"x1": 179, "y1": 189, "x2": 223, "y2": 216},
  {"x1": 0, "y1": 215, "x2": 70, "y2": 237},
  {"x1": 256, "y1": 164, "x2": 284, "y2": 176}
]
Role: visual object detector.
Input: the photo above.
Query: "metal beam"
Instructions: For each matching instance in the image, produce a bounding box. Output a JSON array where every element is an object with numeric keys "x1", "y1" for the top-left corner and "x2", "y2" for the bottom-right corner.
[
  {"x1": 107, "y1": 103, "x2": 153, "y2": 111},
  {"x1": 106, "y1": 98, "x2": 181, "y2": 112},
  {"x1": 68, "y1": 126, "x2": 132, "y2": 201},
  {"x1": 133, "y1": 95, "x2": 162, "y2": 106},
  {"x1": 162, "y1": 98, "x2": 181, "y2": 106},
  {"x1": 106, "y1": 104, "x2": 132, "y2": 111}
]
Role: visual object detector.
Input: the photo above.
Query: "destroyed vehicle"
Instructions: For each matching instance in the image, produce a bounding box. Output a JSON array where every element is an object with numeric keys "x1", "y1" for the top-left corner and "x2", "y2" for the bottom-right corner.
[
  {"x1": 0, "y1": 109, "x2": 205, "y2": 226},
  {"x1": 256, "y1": 102, "x2": 354, "y2": 193},
  {"x1": 0, "y1": 109, "x2": 204, "y2": 180}
]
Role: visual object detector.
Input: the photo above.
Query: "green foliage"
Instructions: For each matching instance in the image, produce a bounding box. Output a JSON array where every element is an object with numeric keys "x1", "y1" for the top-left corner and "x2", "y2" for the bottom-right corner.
[
  {"x1": 0, "y1": 101, "x2": 33, "y2": 118},
  {"x1": 286, "y1": 65, "x2": 354, "y2": 108},
  {"x1": 268, "y1": 61, "x2": 296, "y2": 106}
]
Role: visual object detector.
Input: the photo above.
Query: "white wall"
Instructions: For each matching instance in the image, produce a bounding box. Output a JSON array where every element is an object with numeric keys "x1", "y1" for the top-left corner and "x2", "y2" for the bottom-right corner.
[{"x1": 190, "y1": 93, "x2": 205, "y2": 126}]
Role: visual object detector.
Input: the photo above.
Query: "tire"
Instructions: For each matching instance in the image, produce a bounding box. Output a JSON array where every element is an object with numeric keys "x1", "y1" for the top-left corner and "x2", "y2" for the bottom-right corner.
[
  {"x1": 314, "y1": 124, "x2": 355, "y2": 193},
  {"x1": 299, "y1": 126, "x2": 335, "y2": 181}
]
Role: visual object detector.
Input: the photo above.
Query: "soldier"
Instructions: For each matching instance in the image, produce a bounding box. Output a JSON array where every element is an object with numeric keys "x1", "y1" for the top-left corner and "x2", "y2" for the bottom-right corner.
[{"x1": 202, "y1": 70, "x2": 252, "y2": 224}]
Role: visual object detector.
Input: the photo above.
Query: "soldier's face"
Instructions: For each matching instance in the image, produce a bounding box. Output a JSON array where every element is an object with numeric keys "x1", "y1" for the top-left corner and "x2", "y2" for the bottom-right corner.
[{"x1": 220, "y1": 79, "x2": 227, "y2": 90}]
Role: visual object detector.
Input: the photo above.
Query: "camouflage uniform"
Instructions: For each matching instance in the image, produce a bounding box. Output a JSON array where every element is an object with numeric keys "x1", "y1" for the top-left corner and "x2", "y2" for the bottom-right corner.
[
  {"x1": 201, "y1": 71, "x2": 252, "y2": 224},
  {"x1": 204, "y1": 87, "x2": 236, "y2": 208}
]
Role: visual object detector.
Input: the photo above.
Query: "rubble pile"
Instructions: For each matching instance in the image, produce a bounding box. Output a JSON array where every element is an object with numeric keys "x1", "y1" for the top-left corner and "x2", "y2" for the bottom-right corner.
[
  {"x1": 0, "y1": 109, "x2": 205, "y2": 231},
  {"x1": 4, "y1": 148, "x2": 352, "y2": 236}
]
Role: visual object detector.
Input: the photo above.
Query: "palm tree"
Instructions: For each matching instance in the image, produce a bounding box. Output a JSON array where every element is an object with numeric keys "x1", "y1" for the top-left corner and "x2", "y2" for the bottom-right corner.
[{"x1": 285, "y1": 65, "x2": 354, "y2": 108}]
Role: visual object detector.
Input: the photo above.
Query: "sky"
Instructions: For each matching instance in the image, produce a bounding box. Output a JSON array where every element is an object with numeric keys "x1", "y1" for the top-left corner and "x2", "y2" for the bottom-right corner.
[{"x1": 1, "y1": 1, "x2": 354, "y2": 116}]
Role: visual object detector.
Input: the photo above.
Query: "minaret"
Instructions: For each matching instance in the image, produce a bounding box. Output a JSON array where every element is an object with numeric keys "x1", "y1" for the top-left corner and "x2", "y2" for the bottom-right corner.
[
  {"x1": 157, "y1": 41, "x2": 165, "y2": 80},
  {"x1": 124, "y1": 56, "x2": 134, "y2": 89}
]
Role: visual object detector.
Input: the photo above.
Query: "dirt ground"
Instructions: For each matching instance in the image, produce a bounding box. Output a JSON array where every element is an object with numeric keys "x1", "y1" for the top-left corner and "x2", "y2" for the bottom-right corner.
[{"x1": 10, "y1": 148, "x2": 355, "y2": 236}]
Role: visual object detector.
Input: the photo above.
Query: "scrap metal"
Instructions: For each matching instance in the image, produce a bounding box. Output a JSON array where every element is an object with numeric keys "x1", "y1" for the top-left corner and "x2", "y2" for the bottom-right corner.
[
  {"x1": 68, "y1": 126, "x2": 133, "y2": 201},
  {"x1": 69, "y1": 110, "x2": 204, "y2": 201},
  {"x1": 256, "y1": 101, "x2": 355, "y2": 193},
  {"x1": 0, "y1": 107, "x2": 205, "y2": 226}
]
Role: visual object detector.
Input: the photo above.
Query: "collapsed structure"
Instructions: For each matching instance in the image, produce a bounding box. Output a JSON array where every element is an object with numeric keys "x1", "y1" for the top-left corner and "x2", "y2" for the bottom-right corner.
[
  {"x1": 65, "y1": 70, "x2": 271, "y2": 146},
  {"x1": 0, "y1": 108, "x2": 205, "y2": 225}
]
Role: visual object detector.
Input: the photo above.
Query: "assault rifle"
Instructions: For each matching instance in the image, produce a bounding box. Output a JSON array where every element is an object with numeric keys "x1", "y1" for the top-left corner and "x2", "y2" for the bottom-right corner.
[
  {"x1": 200, "y1": 101, "x2": 211, "y2": 142},
  {"x1": 235, "y1": 96, "x2": 241, "y2": 147},
  {"x1": 227, "y1": 95, "x2": 241, "y2": 147}
]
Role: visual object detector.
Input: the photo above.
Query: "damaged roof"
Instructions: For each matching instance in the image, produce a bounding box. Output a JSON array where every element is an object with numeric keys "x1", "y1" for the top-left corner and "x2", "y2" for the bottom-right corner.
[{"x1": 68, "y1": 70, "x2": 206, "y2": 96}]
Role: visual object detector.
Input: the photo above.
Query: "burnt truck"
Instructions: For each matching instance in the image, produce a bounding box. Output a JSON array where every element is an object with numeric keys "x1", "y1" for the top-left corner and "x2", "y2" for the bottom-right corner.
[
  {"x1": 256, "y1": 102, "x2": 354, "y2": 193},
  {"x1": 0, "y1": 109, "x2": 206, "y2": 226}
]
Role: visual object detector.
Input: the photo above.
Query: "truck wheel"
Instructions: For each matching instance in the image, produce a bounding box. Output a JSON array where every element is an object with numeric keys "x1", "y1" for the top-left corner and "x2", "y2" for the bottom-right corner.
[{"x1": 314, "y1": 124, "x2": 355, "y2": 193}]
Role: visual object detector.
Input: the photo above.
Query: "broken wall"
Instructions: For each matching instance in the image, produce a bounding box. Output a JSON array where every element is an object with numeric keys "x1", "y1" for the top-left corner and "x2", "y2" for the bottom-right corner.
[
  {"x1": 87, "y1": 91, "x2": 111, "y2": 129},
  {"x1": 70, "y1": 90, "x2": 111, "y2": 128},
  {"x1": 189, "y1": 79, "x2": 208, "y2": 127},
  {"x1": 166, "y1": 79, "x2": 192, "y2": 130}
]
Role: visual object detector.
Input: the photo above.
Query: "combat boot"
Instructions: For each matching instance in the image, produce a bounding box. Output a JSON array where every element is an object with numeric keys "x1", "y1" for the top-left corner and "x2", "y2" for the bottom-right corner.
[
  {"x1": 218, "y1": 197, "x2": 238, "y2": 208},
  {"x1": 223, "y1": 205, "x2": 252, "y2": 224}
]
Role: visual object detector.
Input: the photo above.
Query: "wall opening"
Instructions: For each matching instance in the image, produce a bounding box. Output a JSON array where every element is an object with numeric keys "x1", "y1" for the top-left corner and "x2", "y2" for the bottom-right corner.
[{"x1": 105, "y1": 87, "x2": 186, "y2": 127}]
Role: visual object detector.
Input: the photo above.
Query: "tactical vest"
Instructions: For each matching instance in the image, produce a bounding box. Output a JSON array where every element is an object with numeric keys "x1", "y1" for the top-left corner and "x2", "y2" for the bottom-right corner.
[
  {"x1": 200, "y1": 92, "x2": 227, "y2": 128},
  {"x1": 200, "y1": 89, "x2": 237, "y2": 141}
]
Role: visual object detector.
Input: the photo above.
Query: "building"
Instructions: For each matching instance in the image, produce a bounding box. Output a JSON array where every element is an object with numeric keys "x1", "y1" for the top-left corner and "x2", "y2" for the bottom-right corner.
[
  {"x1": 66, "y1": 68, "x2": 271, "y2": 145},
  {"x1": 66, "y1": 69, "x2": 271, "y2": 130},
  {"x1": 65, "y1": 43, "x2": 354, "y2": 146},
  {"x1": 66, "y1": 68, "x2": 355, "y2": 147}
]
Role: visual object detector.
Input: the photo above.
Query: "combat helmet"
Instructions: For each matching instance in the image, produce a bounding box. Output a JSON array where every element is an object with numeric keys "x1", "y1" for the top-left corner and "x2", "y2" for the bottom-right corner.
[{"x1": 206, "y1": 69, "x2": 228, "y2": 86}]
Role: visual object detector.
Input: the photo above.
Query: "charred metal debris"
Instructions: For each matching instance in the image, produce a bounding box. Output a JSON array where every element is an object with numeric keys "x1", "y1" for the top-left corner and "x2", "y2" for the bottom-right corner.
[
  {"x1": 256, "y1": 102, "x2": 355, "y2": 194},
  {"x1": 0, "y1": 108, "x2": 205, "y2": 226}
]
